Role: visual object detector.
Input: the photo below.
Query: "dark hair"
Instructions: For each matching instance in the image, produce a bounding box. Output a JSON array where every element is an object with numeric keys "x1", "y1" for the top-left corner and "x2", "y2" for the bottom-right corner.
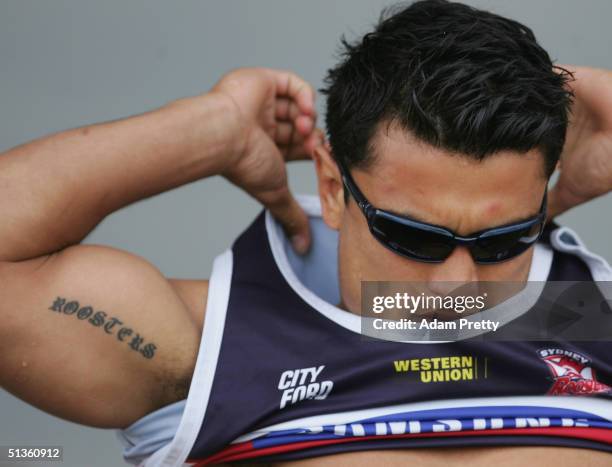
[{"x1": 322, "y1": 0, "x2": 574, "y2": 178}]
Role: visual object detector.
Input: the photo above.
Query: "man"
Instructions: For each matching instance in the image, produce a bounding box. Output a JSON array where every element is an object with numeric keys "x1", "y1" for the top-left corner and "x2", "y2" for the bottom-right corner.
[{"x1": 1, "y1": 0, "x2": 611, "y2": 466}]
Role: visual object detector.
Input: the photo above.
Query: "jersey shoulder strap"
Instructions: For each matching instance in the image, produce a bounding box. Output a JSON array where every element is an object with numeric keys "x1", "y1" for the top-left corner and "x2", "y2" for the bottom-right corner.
[{"x1": 541, "y1": 222, "x2": 612, "y2": 281}]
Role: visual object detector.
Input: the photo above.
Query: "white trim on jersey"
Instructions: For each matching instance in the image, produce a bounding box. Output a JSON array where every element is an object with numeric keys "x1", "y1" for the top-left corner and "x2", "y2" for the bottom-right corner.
[
  {"x1": 550, "y1": 225, "x2": 612, "y2": 281},
  {"x1": 266, "y1": 195, "x2": 555, "y2": 342},
  {"x1": 142, "y1": 250, "x2": 233, "y2": 467}
]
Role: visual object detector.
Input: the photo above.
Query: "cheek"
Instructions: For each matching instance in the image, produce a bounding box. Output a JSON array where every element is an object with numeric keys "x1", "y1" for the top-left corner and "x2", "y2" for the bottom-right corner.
[
  {"x1": 338, "y1": 214, "x2": 371, "y2": 271},
  {"x1": 372, "y1": 246, "x2": 433, "y2": 281}
]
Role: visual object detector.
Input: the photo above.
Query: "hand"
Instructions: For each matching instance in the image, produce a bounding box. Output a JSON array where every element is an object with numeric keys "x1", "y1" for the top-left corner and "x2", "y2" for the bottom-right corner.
[
  {"x1": 548, "y1": 65, "x2": 612, "y2": 218},
  {"x1": 211, "y1": 67, "x2": 323, "y2": 254}
]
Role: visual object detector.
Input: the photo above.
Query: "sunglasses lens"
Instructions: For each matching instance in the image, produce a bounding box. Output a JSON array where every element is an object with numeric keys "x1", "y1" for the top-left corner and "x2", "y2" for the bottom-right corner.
[
  {"x1": 370, "y1": 214, "x2": 454, "y2": 261},
  {"x1": 472, "y1": 221, "x2": 544, "y2": 263}
]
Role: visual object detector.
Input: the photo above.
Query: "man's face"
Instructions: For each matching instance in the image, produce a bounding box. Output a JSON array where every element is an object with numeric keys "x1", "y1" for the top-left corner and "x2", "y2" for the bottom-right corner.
[{"x1": 314, "y1": 123, "x2": 548, "y2": 313}]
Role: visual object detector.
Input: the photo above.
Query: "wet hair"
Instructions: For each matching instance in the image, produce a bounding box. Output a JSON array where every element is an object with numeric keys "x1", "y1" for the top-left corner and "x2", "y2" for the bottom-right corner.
[{"x1": 322, "y1": 0, "x2": 574, "y2": 178}]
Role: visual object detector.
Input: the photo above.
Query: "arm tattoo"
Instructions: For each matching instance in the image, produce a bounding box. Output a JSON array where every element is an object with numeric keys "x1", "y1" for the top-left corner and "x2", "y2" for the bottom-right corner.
[{"x1": 49, "y1": 296, "x2": 158, "y2": 359}]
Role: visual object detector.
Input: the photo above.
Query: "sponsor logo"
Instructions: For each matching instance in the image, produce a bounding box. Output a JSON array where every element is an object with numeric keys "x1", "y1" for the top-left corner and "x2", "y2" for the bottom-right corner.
[
  {"x1": 277, "y1": 365, "x2": 334, "y2": 409},
  {"x1": 393, "y1": 355, "x2": 486, "y2": 383},
  {"x1": 538, "y1": 348, "x2": 612, "y2": 396}
]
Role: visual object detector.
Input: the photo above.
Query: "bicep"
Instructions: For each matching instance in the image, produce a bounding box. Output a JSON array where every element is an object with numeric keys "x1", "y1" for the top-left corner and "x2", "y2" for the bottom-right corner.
[{"x1": 0, "y1": 244, "x2": 201, "y2": 428}]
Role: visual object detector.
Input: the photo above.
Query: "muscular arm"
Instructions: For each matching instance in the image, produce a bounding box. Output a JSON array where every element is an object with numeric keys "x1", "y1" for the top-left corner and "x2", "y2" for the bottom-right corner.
[
  {"x1": 0, "y1": 94, "x2": 235, "y2": 427},
  {"x1": 0, "y1": 68, "x2": 318, "y2": 429}
]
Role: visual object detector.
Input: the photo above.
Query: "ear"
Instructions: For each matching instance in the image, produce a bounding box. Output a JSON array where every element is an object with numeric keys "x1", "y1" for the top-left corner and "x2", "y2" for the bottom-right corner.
[{"x1": 312, "y1": 144, "x2": 344, "y2": 230}]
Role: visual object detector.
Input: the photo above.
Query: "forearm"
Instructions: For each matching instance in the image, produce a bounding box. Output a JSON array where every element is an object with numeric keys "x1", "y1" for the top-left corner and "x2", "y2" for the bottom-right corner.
[{"x1": 0, "y1": 92, "x2": 239, "y2": 262}]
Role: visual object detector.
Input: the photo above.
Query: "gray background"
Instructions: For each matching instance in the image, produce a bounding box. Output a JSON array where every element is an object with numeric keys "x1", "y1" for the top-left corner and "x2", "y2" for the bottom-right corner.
[{"x1": 0, "y1": 1, "x2": 610, "y2": 466}]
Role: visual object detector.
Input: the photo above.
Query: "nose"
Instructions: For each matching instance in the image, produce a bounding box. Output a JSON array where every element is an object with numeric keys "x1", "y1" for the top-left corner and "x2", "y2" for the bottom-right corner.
[{"x1": 427, "y1": 246, "x2": 478, "y2": 296}]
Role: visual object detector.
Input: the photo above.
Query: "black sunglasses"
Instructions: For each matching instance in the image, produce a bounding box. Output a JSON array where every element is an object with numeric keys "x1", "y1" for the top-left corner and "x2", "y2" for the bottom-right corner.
[{"x1": 338, "y1": 162, "x2": 548, "y2": 264}]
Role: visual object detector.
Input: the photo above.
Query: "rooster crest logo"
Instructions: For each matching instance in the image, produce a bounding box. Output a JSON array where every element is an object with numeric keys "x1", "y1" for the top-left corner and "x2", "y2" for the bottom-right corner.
[{"x1": 538, "y1": 349, "x2": 612, "y2": 396}]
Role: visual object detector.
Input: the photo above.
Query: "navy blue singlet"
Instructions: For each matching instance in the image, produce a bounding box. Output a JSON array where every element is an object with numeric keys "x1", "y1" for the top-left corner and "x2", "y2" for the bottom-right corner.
[{"x1": 137, "y1": 195, "x2": 612, "y2": 466}]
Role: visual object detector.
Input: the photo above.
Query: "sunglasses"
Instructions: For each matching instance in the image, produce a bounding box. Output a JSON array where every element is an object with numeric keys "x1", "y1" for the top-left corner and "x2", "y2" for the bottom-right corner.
[{"x1": 338, "y1": 162, "x2": 548, "y2": 264}]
